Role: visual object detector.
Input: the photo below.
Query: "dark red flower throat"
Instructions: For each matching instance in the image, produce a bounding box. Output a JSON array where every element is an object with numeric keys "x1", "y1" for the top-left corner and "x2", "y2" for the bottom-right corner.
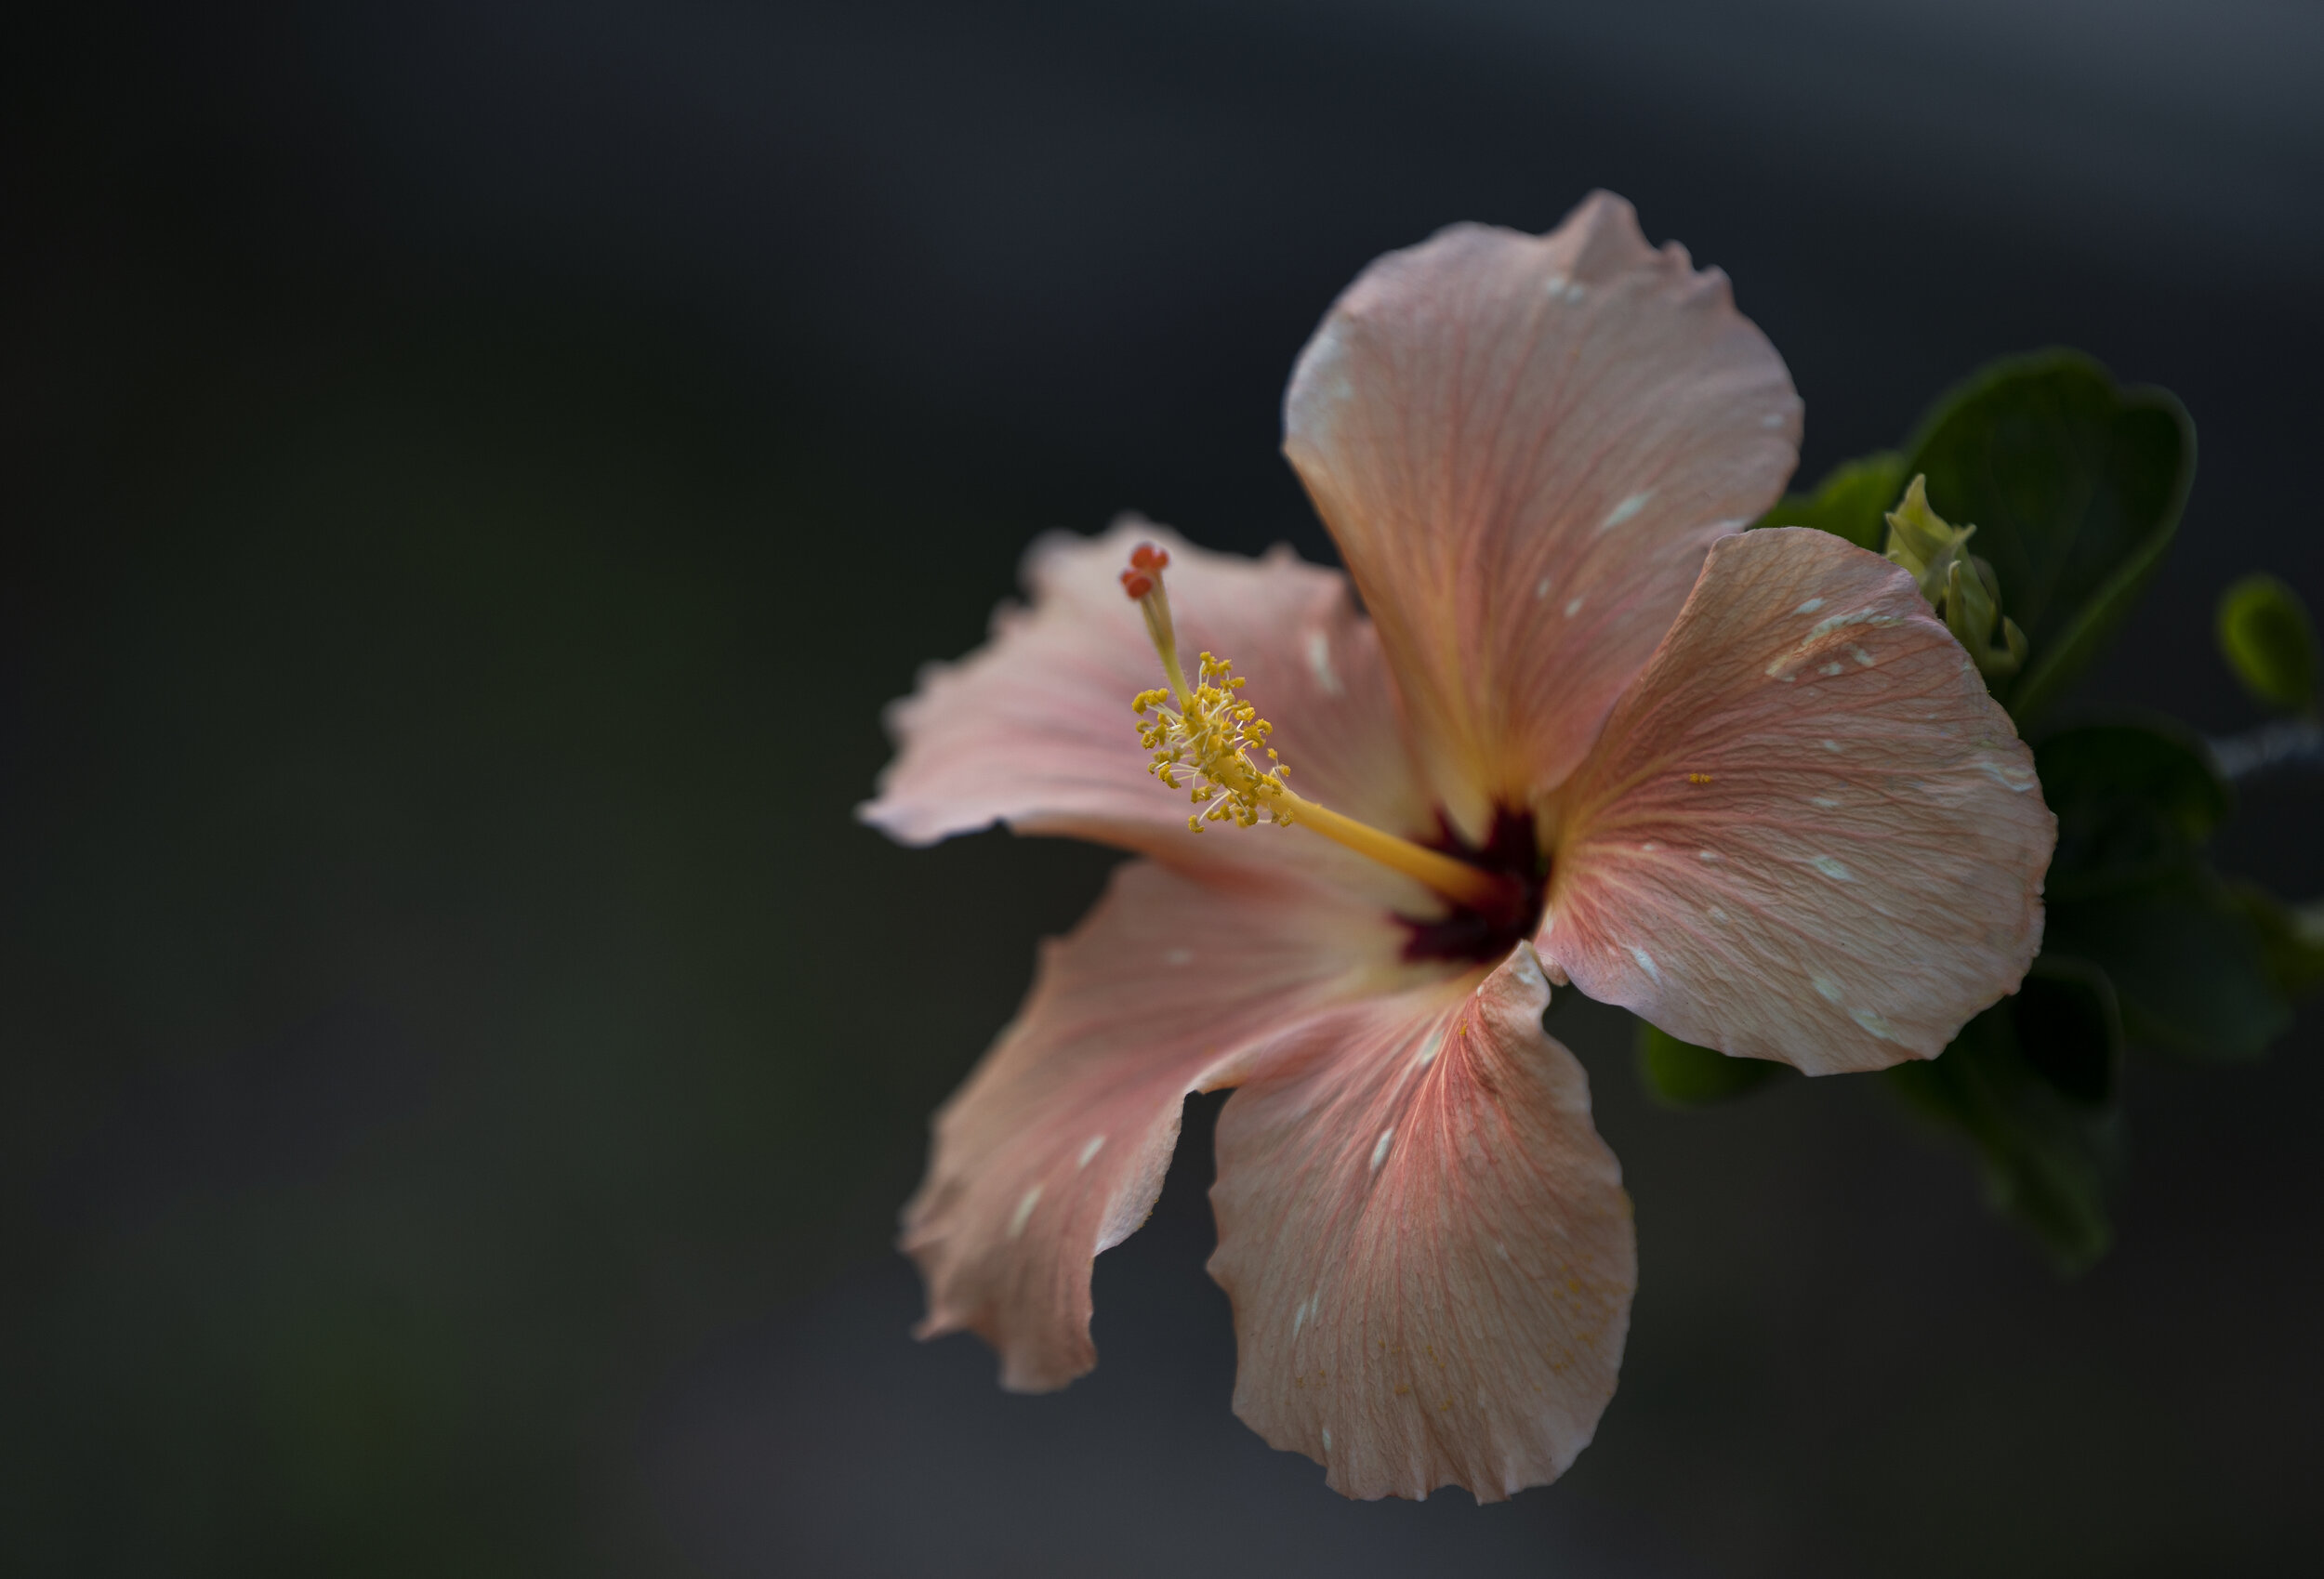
[{"x1": 1399, "y1": 809, "x2": 1548, "y2": 965}]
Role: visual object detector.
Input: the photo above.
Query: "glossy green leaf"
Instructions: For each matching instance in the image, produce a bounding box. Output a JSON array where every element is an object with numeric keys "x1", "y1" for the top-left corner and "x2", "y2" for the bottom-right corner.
[
  {"x1": 1753, "y1": 450, "x2": 1905, "y2": 551},
  {"x1": 1636, "y1": 1020, "x2": 1789, "y2": 1106},
  {"x1": 1902, "y1": 351, "x2": 2195, "y2": 725},
  {"x1": 2227, "y1": 882, "x2": 2324, "y2": 998},
  {"x1": 2035, "y1": 721, "x2": 2229, "y2": 899},
  {"x1": 1886, "y1": 1003, "x2": 2117, "y2": 1273},
  {"x1": 2216, "y1": 573, "x2": 2317, "y2": 713},
  {"x1": 2042, "y1": 871, "x2": 2291, "y2": 1061}
]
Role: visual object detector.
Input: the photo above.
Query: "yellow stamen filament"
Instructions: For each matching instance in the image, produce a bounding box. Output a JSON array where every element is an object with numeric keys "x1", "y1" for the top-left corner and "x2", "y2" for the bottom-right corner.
[
  {"x1": 1274, "y1": 794, "x2": 1516, "y2": 913},
  {"x1": 1123, "y1": 552, "x2": 1515, "y2": 915}
]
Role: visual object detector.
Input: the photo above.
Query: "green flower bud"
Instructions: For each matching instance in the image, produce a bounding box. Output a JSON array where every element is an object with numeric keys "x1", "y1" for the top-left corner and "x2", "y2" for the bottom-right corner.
[
  {"x1": 1883, "y1": 473, "x2": 1977, "y2": 605},
  {"x1": 1945, "y1": 556, "x2": 2028, "y2": 678},
  {"x1": 1885, "y1": 474, "x2": 2024, "y2": 678}
]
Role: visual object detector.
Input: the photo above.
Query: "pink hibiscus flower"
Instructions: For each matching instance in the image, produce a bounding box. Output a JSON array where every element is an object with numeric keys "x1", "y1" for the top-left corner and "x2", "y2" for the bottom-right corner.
[{"x1": 862, "y1": 192, "x2": 2054, "y2": 1502}]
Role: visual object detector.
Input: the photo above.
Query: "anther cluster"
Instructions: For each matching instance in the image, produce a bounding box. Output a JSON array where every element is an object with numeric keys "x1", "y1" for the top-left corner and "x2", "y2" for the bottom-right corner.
[{"x1": 1134, "y1": 654, "x2": 1295, "y2": 832}]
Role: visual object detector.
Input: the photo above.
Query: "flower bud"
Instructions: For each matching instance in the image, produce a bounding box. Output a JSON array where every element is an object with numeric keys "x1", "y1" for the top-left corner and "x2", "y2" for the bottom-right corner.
[
  {"x1": 1886, "y1": 474, "x2": 2024, "y2": 678},
  {"x1": 1882, "y1": 474, "x2": 1976, "y2": 605}
]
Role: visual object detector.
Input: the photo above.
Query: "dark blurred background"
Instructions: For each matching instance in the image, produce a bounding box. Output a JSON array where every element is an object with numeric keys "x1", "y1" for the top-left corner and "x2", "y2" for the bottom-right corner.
[{"x1": 6, "y1": 2, "x2": 2320, "y2": 1574}]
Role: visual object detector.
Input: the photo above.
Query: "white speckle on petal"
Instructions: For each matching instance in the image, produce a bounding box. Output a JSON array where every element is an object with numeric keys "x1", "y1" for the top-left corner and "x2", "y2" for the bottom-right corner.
[
  {"x1": 1509, "y1": 946, "x2": 1548, "y2": 993},
  {"x1": 1369, "y1": 1128, "x2": 1395, "y2": 1172},
  {"x1": 1978, "y1": 758, "x2": 2040, "y2": 792},
  {"x1": 1806, "y1": 608, "x2": 1902, "y2": 641},
  {"x1": 1698, "y1": 849, "x2": 1721, "y2": 862},
  {"x1": 1165, "y1": 947, "x2": 1193, "y2": 966},
  {"x1": 1640, "y1": 841, "x2": 1659, "y2": 852},
  {"x1": 1416, "y1": 1027, "x2": 1445, "y2": 1068},
  {"x1": 1305, "y1": 628, "x2": 1342, "y2": 695},
  {"x1": 1322, "y1": 1427, "x2": 1333, "y2": 1454},
  {"x1": 1822, "y1": 739, "x2": 1843, "y2": 754},
  {"x1": 1007, "y1": 1184, "x2": 1043, "y2": 1240},
  {"x1": 1707, "y1": 905, "x2": 1728, "y2": 923},
  {"x1": 1565, "y1": 282, "x2": 1587, "y2": 304},
  {"x1": 1808, "y1": 855, "x2": 1855, "y2": 881},
  {"x1": 1629, "y1": 945, "x2": 1661, "y2": 983},
  {"x1": 1496, "y1": 1240, "x2": 1512, "y2": 1260},
  {"x1": 1821, "y1": 661, "x2": 1844, "y2": 677},
  {"x1": 1600, "y1": 491, "x2": 1652, "y2": 533},
  {"x1": 1534, "y1": 574, "x2": 1553, "y2": 600},
  {"x1": 1852, "y1": 1007, "x2": 1904, "y2": 1042},
  {"x1": 1853, "y1": 646, "x2": 1876, "y2": 666},
  {"x1": 1810, "y1": 796, "x2": 1840, "y2": 809},
  {"x1": 1812, "y1": 973, "x2": 1844, "y2": 1004},
  {"x1": 1565, "y1": 596, "x2": 1586, "y2": 617},
  {"x1": 1542, "y1": 273, "x2": 1567, "y2": 296},
  {"x1": 1763, "y1": 411, "x2": 1788, "y2": 429},
  {"x1": 1795, "y1": 598, "x2": 1825, "y2": 614},
  {"x1": 1076, "y1": 1135, "x2": 1107, "y2": 1169}
]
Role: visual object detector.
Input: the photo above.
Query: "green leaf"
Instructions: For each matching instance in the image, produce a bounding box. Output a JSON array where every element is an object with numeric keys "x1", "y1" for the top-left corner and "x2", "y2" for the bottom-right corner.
[
  {"x1": 2009, "y1": 955, "x2": 2123, "y2": 1107},
  {"x1": 2216, "y1": 573, "x2": 2317, "y2": 714},
  {"x1": 1636, "y1": 1020, "x2": 1789, "y2": 1107},
  {"x1": 2034, "y1": 721, "x2": 2229, "y2": 899},
  {"x1": 1885, "y1": 1001, "x2": 2117, "y2": 1273},
  {"x1": 1901, "y1": 351, "x2": 2195, "y2": 725},
  {"x1": 2227, "y1": 882, "x2": 2324, "y2": 999},
  {"x1": 2030, "y1": 720, "x2": 2293, "y2": 1058},
  {"x1": 1753, "y1": 450, "x2": 1905, "y2": 551},
  {"x1": 2042, "y1": 870, "x2": 2291, "y2": 1061}
]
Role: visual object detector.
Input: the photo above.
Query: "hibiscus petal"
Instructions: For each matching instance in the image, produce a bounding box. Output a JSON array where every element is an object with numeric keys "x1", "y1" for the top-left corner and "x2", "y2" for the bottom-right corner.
[
  {"x1": 861, "y1": 519, "x2": 1433, "y2": 895},
  {"x1": 903, "y1": 858, "x2": 1406, "y2": 1391},
  {"x1": 1541, "y1": 527, "x2": 2055, "y2": 1076},
  {"x1": 1283, "y1": 191, "x2": 1802, "y2": 836},
  {"x1": 1208, "y1": 943, "x2": 1636, "y2": 1502}
]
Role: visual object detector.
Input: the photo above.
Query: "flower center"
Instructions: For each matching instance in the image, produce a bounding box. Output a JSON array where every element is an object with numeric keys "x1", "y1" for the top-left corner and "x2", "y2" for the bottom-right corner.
[
  {"x1": 1398, "y1": 809, "x2": 1550, "y2": 965},
  {"x1": 1121, "y1": 544, "x2": 1527, "y2": 923}
]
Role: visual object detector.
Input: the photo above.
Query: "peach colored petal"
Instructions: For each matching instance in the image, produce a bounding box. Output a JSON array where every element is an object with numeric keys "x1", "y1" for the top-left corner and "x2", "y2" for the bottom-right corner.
[
  {"x1": 1540, "y1": 528, "x2": 2055, "y2": 1076},
  {"x1": 903, "y1": 858, "x2": 1412, "y2": 1392},
  {"x1": 1283, "y1": 191, "x2": 1802, "y2": 836},
  {"x1": 860, "y1": 519, "x2": 1433, "y2": 899},
  {"x1": 1208, "y1": 943, "x2": 1635, "y2": 1502}
]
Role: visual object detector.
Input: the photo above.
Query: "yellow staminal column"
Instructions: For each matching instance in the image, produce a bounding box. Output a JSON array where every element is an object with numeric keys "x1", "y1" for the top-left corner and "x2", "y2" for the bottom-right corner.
[{"x1": 1118, "y1": 545, "x2": 1520, "y2": 920}]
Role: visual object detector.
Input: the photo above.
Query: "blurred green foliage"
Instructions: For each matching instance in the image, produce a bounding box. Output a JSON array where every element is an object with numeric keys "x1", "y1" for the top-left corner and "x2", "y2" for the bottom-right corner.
[
  {"x1": 2231, "y1": 884, "x2": 2324, "y2": 998},
  {"x1": 1885, "y1": 960, "x2": 2122, "y2": 1274},
  {"x1": 2035, "y1": 723, "x2": 2288, "y2": 1062},
  {"x1": 2217, "y1": 573, "x2": 2317, "y2": 714},
  {"x1": 1636, "y1": 1022, "x2": 1789, "y2": 1107},
  {"x1": 1754, "y1": 451, "x2": 1905, "y2": 552}
]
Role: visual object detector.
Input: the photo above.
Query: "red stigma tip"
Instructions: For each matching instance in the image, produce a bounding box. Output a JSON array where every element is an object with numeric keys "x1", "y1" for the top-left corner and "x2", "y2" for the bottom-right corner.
[{"x1": 1122, "y1": 543, "x2": 1169, "y2": 599}]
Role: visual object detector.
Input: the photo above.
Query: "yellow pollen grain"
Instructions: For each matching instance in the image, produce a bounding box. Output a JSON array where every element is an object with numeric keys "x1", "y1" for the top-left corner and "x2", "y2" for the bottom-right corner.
[{"x1": 1687, "y1": 772, "x2": 1714, "y2": 784}]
